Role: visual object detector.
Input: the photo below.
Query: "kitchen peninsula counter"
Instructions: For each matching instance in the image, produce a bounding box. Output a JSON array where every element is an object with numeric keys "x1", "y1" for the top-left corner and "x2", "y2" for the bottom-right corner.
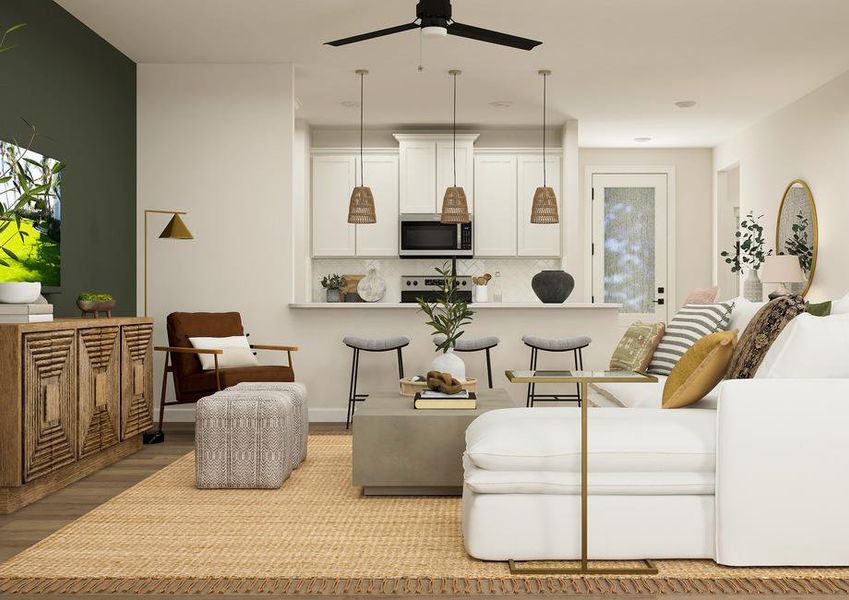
[{"x1": 289, "y1": 302, "x2": 621, "y2": 309}]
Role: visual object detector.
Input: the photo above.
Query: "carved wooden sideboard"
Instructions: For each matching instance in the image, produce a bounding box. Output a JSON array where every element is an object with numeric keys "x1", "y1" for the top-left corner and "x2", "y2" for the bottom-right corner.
[{"x1": 0, "y1": 317, "x2": 154, "y2": 513}]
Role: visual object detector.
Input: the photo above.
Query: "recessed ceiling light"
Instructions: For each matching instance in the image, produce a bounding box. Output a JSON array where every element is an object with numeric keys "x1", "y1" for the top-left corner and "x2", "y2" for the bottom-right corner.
[
  {"x1": 489, "y1": 101, "x2": 512, "y2": 109},
  {"x1": 634, "y1": 137, "x2": 652, "y2": 143},
  {"x1": 341, "y1": 100, "x2": 360, "y2": 108},
  {"x1": 675, "y1": 100, "x2": 697, "y2": 108}
]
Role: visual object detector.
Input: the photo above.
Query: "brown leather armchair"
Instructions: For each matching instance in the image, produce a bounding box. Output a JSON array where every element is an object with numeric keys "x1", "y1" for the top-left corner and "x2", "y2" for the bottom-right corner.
[{"x1": 154, "y1": 312, "x2": 298, "y2": 432}]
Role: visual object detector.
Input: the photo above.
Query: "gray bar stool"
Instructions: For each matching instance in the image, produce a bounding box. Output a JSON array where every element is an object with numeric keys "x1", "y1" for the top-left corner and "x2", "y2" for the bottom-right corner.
[
  {"x1": 522, "y1": 335, "x2": 592, "y2": 407},
  {"x1": 343, "y1": 335, "x2": 411, "y2": 429},
  {"x1": 433, "y1": 335, "x2": 500, "y2": 388}
]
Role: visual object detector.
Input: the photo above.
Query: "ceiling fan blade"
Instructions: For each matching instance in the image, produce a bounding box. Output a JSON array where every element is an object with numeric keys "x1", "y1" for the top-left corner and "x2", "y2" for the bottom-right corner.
[
  {"x1": 446, "y1": 21, "x2": 541, "y2": 51},
  {"x1": 325, "y1": 22, "x2": 419, "y2": 46}
]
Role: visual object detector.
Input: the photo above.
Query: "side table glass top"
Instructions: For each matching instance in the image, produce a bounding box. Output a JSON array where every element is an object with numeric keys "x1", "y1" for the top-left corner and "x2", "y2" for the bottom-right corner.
[{"x1": 505, "y1": 370, "x2": 657, "y2": 384}]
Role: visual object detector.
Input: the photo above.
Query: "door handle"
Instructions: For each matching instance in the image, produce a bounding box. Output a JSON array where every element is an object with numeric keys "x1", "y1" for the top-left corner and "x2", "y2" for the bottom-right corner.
[{"x1": 652, "y1": 299, "x2": 665, "y2": 305}]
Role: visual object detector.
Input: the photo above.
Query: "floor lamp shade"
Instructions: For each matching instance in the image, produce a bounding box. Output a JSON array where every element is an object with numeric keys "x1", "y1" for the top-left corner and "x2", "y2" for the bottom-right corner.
[
  {"x1": 530, "y1": 186, "x2": 559, "y2": 224},
  {"x1": 347, "y1": 186, "x2": 376, "y2": 224},
  {"x1": 441, "y1": 186, "x2": 470, "y2": 224},
  {"x1": 158, "y1": 213, "x2": 194, "y2": 239}
]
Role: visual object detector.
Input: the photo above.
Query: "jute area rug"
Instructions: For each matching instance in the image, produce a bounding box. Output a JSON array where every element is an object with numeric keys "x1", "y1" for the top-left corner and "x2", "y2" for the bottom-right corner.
[{"x1": 1, "y1": 434, "x2": 848, "y2": 596}]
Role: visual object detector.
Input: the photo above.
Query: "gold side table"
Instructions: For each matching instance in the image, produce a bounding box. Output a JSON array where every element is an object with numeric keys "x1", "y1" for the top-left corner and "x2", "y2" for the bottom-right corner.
[{"x1": 504, "y1": 369, "x2": 659, "y2": 576}]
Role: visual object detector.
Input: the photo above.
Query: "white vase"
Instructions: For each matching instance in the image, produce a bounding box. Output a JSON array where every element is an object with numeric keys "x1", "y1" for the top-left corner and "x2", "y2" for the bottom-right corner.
[
  {"x1": 743, "y1": 270, "x2": 763, "y2": 302},
  {"x1": 473, "y1": 284, "x2": 488, "y2": 303},
  {"x1": 430, "y1": 348, "x2": 466, "y2": 382}
]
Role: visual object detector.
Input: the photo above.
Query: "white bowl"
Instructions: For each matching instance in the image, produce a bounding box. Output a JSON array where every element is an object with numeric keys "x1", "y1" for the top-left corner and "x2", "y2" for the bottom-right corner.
[{"x1": 0, "y1": 282, "x2": 42, "y2": 304}]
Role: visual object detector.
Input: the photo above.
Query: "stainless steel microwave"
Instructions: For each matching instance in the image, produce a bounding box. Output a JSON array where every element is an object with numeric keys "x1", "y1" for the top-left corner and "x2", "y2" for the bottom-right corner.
[{"x1": 398, "y1": 213, "x2": 473, "y2": 258}]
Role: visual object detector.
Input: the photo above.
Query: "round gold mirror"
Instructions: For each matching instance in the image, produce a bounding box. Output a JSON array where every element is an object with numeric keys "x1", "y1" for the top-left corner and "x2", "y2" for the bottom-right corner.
[{"x1": 776, "y1": 179, "x2": 818, "y2": 296}]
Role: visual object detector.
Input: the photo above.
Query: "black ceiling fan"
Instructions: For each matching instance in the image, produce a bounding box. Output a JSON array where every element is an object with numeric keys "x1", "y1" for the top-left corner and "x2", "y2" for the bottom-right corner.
[{"x1": 325, "y1": 0, "x2": 542, "y2": 51}]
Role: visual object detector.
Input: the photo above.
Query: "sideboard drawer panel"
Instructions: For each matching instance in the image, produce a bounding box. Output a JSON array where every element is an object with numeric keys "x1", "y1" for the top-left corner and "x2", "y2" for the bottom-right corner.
[
  {"x1": 121, "y1": 324, "x2": 154, "y2": 439},
  {"x1": 22, "y1": 330, "x2": 77, "y2": 482},
  {"x1": 78, "y1": 326, "x2": 121, "y2": 458}
]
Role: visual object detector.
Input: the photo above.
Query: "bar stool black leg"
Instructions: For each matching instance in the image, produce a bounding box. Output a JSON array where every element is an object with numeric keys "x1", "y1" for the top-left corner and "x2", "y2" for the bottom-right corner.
[
  {"x1": 346, "y1": 348, "x2": 359, "y2": 429},
  {"x1": 396, "y1": 347, "x2": 405, "y2": 379},
  {"x1": 573, "y1": 348, "x2": 582, "y2": 406},
  {"x1": 485, "y1": 348, "x2": 494, "y2": 388},
  {"x1": 526, "y1": 347, "x2": 539, "y2": 407}
]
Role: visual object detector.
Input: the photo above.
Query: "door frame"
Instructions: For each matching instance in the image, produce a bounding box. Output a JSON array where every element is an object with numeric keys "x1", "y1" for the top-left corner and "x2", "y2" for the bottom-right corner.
[{"x1": 583, "y1": 165, "x2": 677, "y2": 318}]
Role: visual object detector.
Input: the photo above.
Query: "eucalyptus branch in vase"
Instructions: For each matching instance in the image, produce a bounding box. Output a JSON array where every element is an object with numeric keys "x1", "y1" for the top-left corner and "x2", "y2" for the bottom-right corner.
[
  {"x1": 721, "y1": 211, "x2": 772, "y2": 275},
  {"x1": 417, "y1": 262, "x2": 474, "y2": 353}
]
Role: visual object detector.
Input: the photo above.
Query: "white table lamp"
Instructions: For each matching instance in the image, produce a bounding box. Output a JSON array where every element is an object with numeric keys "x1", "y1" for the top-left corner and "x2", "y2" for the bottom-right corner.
[{"x1": 761, "y1": 254, "x2": 805, "y2": 296}]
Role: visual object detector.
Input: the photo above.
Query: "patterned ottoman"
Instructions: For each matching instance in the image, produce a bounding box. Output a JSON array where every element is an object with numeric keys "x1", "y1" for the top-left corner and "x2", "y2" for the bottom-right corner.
[
  {"x1": 195, "y1": 388, "x2": 302, "y2": 489},
  {"x1": 230, "y1": 382, "x2": 308, "y2": 468}
]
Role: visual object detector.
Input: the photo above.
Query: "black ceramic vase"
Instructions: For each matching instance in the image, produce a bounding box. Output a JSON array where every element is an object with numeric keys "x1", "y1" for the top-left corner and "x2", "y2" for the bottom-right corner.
[{"x1": 532, "y1": 270, "x2": 575, "y2": 304}]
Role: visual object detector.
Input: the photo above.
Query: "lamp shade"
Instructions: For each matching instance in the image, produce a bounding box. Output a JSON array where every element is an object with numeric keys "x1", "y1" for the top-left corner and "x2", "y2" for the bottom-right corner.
[
  {"x1": 158, "y1": 213, "x2": 193, "y2": 239},
  {"x1": 440, "y1": 186, "x2": 470, "y2": 224},
  {"x1": 530, "y1": 186, "x2": 559, "y2": 224},
  {"x1": 761, "y1": 254, "x2": 805, "y2": 283},
  {"x1": 347, "y1": 186, "x2": 376, "y2": 224}
]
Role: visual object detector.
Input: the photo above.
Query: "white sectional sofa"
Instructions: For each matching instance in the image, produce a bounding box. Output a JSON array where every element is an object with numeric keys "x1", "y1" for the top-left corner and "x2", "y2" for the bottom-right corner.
[{"x1": 463, "y1": 312, "x2": 849, "y2": 566}]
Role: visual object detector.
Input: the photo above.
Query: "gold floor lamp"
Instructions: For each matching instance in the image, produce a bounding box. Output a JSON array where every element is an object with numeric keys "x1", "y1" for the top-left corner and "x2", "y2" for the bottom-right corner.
[{"x1": 142, "y1": 209, "x2": 193, "y2": 444}]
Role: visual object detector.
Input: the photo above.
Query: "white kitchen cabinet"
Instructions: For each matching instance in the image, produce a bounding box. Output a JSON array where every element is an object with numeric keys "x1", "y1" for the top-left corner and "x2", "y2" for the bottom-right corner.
[
  {"x1": 396, "y1": 134, "x2": 477, "y2": 214},
  {"x1": 311, "y1": 154, "x2": 356, "y2": 257},
  {"x1": 355, "y1": 153, "x2": 399, "y2": 256},
  {"x1": 473, "y1": 154, "x2": 517, "y2": 256},
  {"x1": 517, "y1": 155, "x2": 562, "y2": 257}
]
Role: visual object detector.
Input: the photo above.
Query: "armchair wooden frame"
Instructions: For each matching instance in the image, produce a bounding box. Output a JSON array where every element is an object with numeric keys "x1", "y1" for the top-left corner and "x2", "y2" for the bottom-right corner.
[{"x1": 153, "y1": 343, "x2": 299, "y2": 432}]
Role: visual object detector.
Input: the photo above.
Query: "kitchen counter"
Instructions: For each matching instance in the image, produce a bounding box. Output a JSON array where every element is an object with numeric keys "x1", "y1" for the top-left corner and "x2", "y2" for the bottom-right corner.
[{"x1": 289, "y1": 302, "x2": 621, "y2": 309}]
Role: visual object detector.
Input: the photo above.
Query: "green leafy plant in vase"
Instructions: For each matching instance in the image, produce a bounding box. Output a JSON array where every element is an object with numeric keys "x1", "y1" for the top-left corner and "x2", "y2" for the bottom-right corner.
[
  {"x1": 720, "y1": 211, "x2": 772, "y2": 301},
  {"x1": 321, "y1": 274, "x2": 346, "y2": 303},
  {"x1": 417, "y1": 262, "x2": 475, "y2": 381}
]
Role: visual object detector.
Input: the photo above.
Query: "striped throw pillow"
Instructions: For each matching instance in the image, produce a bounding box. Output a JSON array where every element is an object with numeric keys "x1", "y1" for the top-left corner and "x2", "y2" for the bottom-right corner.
[{"x1": 648, "y1": 303, "x2": 734, "y2": 376}]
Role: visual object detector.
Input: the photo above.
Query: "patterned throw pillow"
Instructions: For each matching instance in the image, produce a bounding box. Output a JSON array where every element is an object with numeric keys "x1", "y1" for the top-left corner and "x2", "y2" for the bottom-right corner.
[
  {"x1": 726, "y1": 295, "x2": 807, "y2": 379},
  {"x1": 648, "y1": 303, "x2": 734, "y2": 376},
  {"x1": 609, "y1": 322, "x2": 665, "y2": 372}
]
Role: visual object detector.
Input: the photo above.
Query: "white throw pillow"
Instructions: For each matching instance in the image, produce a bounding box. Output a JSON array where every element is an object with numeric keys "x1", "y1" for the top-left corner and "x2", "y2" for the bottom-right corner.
[
  {"x1": 726, "y1": 297, "x2": 765, "y2": 334},
  {"x1": 189, "y1": 335, "x2": 258, "y2": 370},
  {"x1": 831, "y1": 293, "x2": 849, "y2": 314},
  {"x1": 755, "y1": 313, "x2": 849, "y2": 378}
]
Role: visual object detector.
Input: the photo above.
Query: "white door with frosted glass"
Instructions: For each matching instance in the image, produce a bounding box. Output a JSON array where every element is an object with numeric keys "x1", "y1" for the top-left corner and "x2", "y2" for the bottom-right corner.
[{"x1": 591, "y1": 173, "x2": 668, "y2": 322}]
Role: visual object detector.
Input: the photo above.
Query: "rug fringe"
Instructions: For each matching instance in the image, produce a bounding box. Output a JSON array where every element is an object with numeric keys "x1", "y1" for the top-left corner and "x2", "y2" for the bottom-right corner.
[{"x1": 2, "y1": 576, "x2": 849, "y2": 595}]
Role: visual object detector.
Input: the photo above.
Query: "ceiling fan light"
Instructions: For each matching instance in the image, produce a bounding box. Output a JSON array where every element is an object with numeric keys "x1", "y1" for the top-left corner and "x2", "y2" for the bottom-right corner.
[
  {"x1": 530, "y1": 186, "x2": 559, "y2": 224},
  {"x1": 422, "y1": 25, "x2": 448, "y2": 38},
  {"x1": 440, "y1": 186, "x2": 470, "y2": 224},
  {"x1": 347, "y1": 186, "x2": 376, "y2": 224}
]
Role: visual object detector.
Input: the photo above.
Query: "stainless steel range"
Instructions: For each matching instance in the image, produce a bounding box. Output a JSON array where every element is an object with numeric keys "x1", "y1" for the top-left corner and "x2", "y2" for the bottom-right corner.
[{"x1": 400, "y1": 275, "x2": 473, "y2": 303}]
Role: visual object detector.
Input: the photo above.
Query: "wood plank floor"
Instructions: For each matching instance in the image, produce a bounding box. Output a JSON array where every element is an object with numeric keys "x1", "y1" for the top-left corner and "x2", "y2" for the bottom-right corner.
[{"x1": 0, "y1": 424, "x2": 824, "y2": 599}]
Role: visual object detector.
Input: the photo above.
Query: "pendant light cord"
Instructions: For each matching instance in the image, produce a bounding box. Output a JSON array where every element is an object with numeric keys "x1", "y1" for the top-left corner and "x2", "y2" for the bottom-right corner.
[
  {"x1": 542, "y1": 71, "x2": 547, "y2": 187},
  {"x1": 453, "y1": 70, "x2": 457, "y2": 187},
  {"x1": 360, "y1": 70, "x2": 364, "y2": 187}
]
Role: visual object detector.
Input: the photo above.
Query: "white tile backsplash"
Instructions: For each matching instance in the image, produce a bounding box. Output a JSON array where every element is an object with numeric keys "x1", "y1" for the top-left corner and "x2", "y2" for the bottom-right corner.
[{"x1": 312, "y1": 258, "x2": 560, "y2": 303}]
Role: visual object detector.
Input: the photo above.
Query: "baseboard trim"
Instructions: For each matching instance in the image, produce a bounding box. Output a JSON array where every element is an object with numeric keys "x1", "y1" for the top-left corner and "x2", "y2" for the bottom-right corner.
[{"x1": 154, "y1": 407, "x2": 347, "y2": 423}]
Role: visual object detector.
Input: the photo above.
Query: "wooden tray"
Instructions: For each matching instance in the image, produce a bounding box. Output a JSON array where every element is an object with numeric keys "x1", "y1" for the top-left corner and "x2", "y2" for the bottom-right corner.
[{"x1": 399, "y1": 377, "x2": 478, "y2": 397}]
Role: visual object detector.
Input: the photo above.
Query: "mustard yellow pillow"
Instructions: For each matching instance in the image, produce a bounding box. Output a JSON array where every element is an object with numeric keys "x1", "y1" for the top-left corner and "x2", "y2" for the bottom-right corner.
[{"x1": 662, "y1": 330, "x2": 738, "y2": 409}]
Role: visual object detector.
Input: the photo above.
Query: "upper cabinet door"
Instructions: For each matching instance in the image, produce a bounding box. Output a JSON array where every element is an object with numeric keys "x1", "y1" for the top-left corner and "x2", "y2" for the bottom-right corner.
[
  {"x1": 399, "y1": 141, "x2": 437, "y2": 213},
  {"x1": 356, "y1": 153, "x2": 399, "y2": 256},
  {"x1": 517, "y1": 155, "x2": 562, "y2": 257},
  {"x1": 312, "y1": 155, "x2": 356, "y2": 257},
  {"x1": 474, "y1": 154, "x2": 517, "y2": 256},
  {"x1": 436, "y1": 140, "x2": 475, "y2": 213}
]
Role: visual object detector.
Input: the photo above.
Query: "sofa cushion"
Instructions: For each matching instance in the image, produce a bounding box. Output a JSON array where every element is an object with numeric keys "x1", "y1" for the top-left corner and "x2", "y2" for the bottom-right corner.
[
  {"x1": 648, "y1": 303, "x2": 733, "y2": 376},
  {"x1": 463, "y1": 458, "x2": 715, "y2": 495},
  {"x1": 609, "y1": 321, "x2": 665, "y2": 372},
  {"x1": 189, "y1": 335, "x2": 258, "y2": 370},
  {"x1": 684, "y1": 286, "x2": 720, "y2": 304},
  {"x1": 465, "y1": 407, "x2": 716, "y2": 473},
  {"x1": 805, "y1": 300, "x2": 832, "y2": 317},
  {"x1": 593, "y1": 378, "x2": 721, "y2": 410},
  {"x1": 663, "y1": 330, "x2": 737, "y2": 409},
  {"x1": 831, "y1": 293, "x2": 849, "y2": 314},
  {"x1": 727, "y1": 295, "x2": 806, "y2": 379},
  {"x1": 726, "y1": 297, "x2": 765, "y2": 334},
  {"x1": 756, "y1": 313, "x2": 849, "y2": 379}
]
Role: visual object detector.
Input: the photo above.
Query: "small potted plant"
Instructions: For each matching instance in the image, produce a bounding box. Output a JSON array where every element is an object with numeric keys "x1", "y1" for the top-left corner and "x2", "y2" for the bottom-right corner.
[
  {"x1": 77, "y1": 292, "x2": 116, "y2": 318},
  {"x1": 417, "y1": 262, "x2": 475, "y2": 381},
  {"x1": 720, "y1": 211, "x2": 772, "y2": 302},
  {"x1": 321, "y1": 274, "x2": 346, "y2": 303}
]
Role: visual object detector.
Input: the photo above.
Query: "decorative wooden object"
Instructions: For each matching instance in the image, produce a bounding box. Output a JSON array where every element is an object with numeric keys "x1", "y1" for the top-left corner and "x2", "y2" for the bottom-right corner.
[
  {"x1": 77, "y1": 299, "x2": 117, "y2": 318},
  {"x1": 0, "y1": 317, "x2": 154, "y2": 513}
]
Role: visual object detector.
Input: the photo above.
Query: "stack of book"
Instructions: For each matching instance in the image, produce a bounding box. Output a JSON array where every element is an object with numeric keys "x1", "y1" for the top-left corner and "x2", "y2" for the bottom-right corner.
[
  {"x1": 414, "y1": 389, "x2": 477, "y2": 410},
  {"x1": 0, "y1": 303, "x2": 54, "y2": 323}
]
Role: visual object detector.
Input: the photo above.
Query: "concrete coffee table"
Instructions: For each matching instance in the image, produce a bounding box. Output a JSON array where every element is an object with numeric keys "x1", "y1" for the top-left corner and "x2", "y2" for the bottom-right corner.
[{"x1": 352, "y1": 389, "x2": 514, "y2": 496}]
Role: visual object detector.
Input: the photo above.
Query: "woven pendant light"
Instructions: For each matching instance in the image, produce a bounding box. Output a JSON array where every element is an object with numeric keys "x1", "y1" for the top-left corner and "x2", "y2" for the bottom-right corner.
[
  {"x1": 347, "y1": 69, "x2": 376, "y2": 224},
  {"x1": 530, "y1": 69, "x2": 559, "y2": 224},
  {"x1": 440, "y1": 69, "x2": 470, "y2": 224}
]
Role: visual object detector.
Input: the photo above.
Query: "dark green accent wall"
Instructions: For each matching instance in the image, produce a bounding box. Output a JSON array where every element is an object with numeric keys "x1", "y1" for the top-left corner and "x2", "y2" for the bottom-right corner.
[{"x1": 0, "y1": 0, "x2": 136, "y2": 316}]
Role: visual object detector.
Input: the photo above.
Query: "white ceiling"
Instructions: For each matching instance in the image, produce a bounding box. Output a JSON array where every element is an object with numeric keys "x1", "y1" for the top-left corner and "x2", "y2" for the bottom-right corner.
[{"x1": 57, "y1": 0, "x2": 849, "y2": 147}]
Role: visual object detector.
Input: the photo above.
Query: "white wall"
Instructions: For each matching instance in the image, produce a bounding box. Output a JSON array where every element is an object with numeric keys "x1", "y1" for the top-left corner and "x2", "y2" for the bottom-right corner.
[
  {"x1": 714, "y1": 70, "x2": 849, "y2": 302},
  {"x1": 578, "y1": 148, "x2": 715, "y2": 308}
]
